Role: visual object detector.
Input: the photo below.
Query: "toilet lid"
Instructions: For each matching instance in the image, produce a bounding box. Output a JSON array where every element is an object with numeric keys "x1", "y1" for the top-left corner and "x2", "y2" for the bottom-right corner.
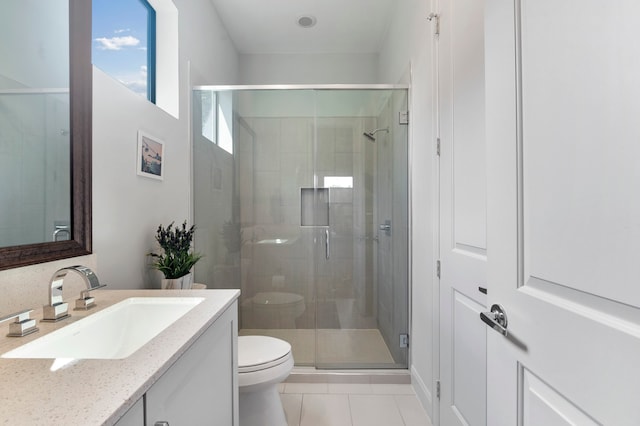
[{"x1": 238, "y1": 336, "x2": 292, "y2": 372}]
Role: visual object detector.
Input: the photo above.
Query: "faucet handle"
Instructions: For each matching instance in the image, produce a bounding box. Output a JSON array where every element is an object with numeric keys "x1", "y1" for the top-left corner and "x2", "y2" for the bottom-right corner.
[
  {"x1": 0, "y1": 308, "x2": 39, "y2": 337},
  {"x1": 75, "y1": 283, "x2": 107, "y2": 310},
  {"x1": 43, "y1": 302, "x2": 69, "y2": 322}
]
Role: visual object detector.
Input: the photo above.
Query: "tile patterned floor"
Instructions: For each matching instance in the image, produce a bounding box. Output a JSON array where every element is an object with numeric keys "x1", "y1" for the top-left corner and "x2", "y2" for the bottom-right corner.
[{"x1": 278, "y1": 383, "x2": 432, "y2": 426}]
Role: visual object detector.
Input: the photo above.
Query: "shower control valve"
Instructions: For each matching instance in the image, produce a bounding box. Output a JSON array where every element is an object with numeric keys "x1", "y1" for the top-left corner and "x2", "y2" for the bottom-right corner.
[{"x1": 379, "y1": 220, "x2": 392, "y2": 236}]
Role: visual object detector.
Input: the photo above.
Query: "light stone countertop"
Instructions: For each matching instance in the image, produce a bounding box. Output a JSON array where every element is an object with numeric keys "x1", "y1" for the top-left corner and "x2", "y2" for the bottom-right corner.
[{"x1": 0, "y1": 289, "x2": 240, "y2": 426}]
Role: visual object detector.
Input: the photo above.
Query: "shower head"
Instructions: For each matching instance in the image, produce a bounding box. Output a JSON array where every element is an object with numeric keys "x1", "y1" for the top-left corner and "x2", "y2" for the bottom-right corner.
[
  {"x1": 363, "y1": 132, "x2": 376, "y2": 141},
  {"x1": 363, "y1": 128, "x2": 389, "y2": 142}
]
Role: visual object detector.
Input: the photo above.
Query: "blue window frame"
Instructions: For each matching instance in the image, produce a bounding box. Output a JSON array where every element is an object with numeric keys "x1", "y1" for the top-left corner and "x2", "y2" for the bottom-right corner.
[
  {"x1": 92, "y1": 0, "x2": 156, "y2": 102},
  {"x1": 141, "y1": 0, "x2": 156, "y2": 103}
]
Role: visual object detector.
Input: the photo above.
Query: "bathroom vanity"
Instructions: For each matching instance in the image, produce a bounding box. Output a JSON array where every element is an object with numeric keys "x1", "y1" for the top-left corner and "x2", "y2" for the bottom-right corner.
[{"x1": 0, "y1": 289, "x2": 239, "y2": 425}]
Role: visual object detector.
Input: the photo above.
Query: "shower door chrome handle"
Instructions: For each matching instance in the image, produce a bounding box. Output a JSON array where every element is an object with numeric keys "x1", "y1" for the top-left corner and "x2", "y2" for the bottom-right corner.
[{"x1": 325, "y1": 228, "x2": 330, "y2": 260}]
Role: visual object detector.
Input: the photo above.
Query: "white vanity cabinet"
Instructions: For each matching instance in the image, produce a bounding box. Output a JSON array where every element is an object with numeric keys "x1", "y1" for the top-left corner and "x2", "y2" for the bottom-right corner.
[
  {"x1": 116, "y1": 302, "x2": 238, "y2": 426},
  {"x1": 115, "y1": 398, "x2": 144, "y2": 426}
]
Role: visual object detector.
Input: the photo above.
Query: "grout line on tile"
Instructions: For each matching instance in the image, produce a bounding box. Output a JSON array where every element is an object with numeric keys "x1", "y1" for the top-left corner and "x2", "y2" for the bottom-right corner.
[
  {"x1": 347, "y1": 394, "x2": 355, "y2": 426},
  {"x1": 298, "y1": 394, "x2": 304, "y2": 426}
]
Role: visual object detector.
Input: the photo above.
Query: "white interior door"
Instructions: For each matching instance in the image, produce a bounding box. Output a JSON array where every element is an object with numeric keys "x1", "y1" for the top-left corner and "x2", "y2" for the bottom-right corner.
[
  {"x1": 438, "y1": 0, "x2": 488, "y2": 424},
  {"x1": 485, "y1": 1, "x2": 640, "y2": 424}
]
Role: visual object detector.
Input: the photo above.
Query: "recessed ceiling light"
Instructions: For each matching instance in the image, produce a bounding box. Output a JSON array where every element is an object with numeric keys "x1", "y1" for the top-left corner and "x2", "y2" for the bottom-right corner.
[{"x1": 297, "y1": 15, "x2": 317, "y2": 28}]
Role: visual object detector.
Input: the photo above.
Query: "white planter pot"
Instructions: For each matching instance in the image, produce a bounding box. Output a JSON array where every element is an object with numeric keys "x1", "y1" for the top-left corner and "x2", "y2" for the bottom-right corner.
[{"x1": 161, "y1": 272, "x2": 193, "y2": 289}]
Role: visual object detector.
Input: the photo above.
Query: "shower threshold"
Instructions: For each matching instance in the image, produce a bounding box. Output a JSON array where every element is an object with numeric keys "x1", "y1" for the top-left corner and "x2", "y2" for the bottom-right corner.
[
  {"x1": 287, "y1": 367, "x2": 411, "y2": 385},
  {"x1": 239, "y1": 328, "x2": 407, "y2": 370}
]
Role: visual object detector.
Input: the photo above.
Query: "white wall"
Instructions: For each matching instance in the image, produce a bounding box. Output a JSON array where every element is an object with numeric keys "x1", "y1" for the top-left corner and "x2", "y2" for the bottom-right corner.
[
  {"x1": 92, "y1": 0, "x2": 239, "y2": 289},
  {"x1": 378, "y1": 0, "x2": 437, "y2": 419},
  {"x1": 239, "y1": 53, "x2": 379, "y2": 84}
]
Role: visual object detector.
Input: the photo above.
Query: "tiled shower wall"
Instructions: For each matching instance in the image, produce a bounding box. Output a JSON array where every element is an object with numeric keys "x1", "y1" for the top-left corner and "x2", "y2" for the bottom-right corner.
[
  {"x1": 237, "y1": 115, "x2": 378, "y2": 329},
  {"x1": 192, "y1": 129, "x2": 236, "y2": 290}
]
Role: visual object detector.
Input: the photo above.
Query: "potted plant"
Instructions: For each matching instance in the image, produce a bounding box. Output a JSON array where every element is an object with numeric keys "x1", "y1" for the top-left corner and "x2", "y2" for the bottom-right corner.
[{"x1": 149, "y1": 221, "x2": 202, "y2": 289}]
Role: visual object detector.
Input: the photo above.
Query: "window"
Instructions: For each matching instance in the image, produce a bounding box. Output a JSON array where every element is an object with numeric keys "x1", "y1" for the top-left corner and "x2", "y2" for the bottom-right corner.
[
  {"x1": 200, "y1": 91, "x2": 233, "y2": 155},
  {"x1": 200, "y1": 91, "x2": 216, "y2": 144},
  {"x1": 92, "y1": 0, "x2": 156, "y2": 102},
  {"x1": 324, "y1": 176, "x2": 354, "y2": 188},
  {"x1": 217, "y1": 91, "x2": 233, "y2": 154}
]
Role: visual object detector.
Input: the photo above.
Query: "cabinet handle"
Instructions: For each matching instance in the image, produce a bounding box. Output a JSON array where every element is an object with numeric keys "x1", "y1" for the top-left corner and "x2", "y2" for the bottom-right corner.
[{"x1": 154, "y1": 422, "x2": 170, "y2": 426}]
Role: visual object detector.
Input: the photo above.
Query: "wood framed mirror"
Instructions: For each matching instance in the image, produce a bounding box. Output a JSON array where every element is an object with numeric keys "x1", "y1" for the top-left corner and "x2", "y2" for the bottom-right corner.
[{"x1": 0, "y1": 0, "x2": 92, "y2": 271}]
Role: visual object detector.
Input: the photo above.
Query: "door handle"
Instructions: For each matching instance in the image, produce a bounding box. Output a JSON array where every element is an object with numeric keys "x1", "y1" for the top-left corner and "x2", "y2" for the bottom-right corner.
[
  {"x1": 325, "y1": 228, "x2": 330, "y2": 260},
  {"x1": 480, "y1": 304, "x2": 508, "y2": 336}
]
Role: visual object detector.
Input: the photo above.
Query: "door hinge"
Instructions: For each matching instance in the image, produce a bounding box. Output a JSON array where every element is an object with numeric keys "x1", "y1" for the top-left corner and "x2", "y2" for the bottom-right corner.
[
  {"x1": 436, "y1": 260, "x2": 441, "y2": 278},
  {"x1": 399, "y1": 110, "x2": 409, "y2": 125},
  {"x1": 436, "y1": 380, "x2": 441, "y2": 399},
  {"x1": 400, "y1": 333, "x2": 409, "y2": 348},
  {"x1": 427, "y1": 13, "x2": 440, "y2": 37},
  {"x1": 436, "y1": 138, "x2": 441, "y2": 156}
]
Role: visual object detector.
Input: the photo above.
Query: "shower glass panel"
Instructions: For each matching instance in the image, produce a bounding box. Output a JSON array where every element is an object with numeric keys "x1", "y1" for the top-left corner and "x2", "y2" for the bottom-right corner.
[
  {"x1": 192, "y1": 86, "x2": 409, "y2": 369},
  {"x1": 0, "y1": 90, "x2": 70, "y2": 247}
]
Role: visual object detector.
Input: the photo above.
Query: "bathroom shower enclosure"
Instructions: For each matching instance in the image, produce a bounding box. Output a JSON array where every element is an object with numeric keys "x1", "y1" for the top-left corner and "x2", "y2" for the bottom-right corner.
[{"x1": 192, "y1": 86, "x2": 409, "y2": 369}]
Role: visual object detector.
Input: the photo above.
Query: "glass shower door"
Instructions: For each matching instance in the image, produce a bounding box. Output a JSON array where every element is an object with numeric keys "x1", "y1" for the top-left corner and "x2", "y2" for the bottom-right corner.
[
  {"x1": 312, "y1": 89, "x2": 409, "y2": 369},
  {"x1": 237, "y1": 89, "x2": 319, "y2": 366}
]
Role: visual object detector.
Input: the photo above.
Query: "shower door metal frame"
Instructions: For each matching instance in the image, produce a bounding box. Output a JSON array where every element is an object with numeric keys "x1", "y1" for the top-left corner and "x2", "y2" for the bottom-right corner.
[{"x1": 193, "y1": 84, "x2": 410, "y2": 92}]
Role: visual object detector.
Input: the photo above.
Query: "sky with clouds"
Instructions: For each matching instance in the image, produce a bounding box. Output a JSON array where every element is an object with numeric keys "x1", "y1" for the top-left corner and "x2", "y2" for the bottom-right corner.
[{"x1": 92, "y1": 0, "x2": 149, "y2": 97}]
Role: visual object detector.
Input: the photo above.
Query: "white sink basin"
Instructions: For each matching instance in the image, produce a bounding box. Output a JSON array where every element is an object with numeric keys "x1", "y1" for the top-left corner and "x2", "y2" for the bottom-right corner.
[{"x1": 1, "y1": 297, "x2": 204, "y2": 360}]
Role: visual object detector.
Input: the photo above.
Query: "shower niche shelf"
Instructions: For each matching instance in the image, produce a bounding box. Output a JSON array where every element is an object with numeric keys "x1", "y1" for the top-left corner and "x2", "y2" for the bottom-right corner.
[{"x1": 300, "y1": 188, "x2": 329, "y2": 227}]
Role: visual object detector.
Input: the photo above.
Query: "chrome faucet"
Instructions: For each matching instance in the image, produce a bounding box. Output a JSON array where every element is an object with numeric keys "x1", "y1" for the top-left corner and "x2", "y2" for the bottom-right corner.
[
  {"x1": 52, "y1": 225, "x2": 71, "y2": 242},
  {"x1": 74, "y1": 266, "x2": 107, "y2": 310},
  {"x1": 43, "y1": 265, "x2": 106, "y2": 321}
]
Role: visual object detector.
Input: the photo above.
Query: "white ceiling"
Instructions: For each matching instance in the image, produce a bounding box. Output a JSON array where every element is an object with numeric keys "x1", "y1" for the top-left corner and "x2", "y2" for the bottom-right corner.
[{"x1": 209, "y1": 0, "x2": 397, "y2": 54}]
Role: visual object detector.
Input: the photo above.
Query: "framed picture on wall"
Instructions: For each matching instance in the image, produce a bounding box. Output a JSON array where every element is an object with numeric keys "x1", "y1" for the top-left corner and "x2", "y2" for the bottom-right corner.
[{"x1": 137, "y1": 130, "x2": 164, "y2": 180}]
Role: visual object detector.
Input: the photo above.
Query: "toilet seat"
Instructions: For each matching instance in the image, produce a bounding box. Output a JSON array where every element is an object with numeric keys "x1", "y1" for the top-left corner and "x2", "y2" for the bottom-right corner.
[{"x1": 238, "y1": 336, "x2": 292, "y2": 373}]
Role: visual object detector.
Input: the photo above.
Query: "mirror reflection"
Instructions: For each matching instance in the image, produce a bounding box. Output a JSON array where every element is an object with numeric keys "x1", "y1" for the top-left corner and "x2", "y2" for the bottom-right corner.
[{"x1": 0, "y1": 0, "x2": 71, "y2": 248}]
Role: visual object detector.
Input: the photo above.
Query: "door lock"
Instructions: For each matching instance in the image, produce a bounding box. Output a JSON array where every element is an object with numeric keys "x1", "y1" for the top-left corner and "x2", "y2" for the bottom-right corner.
[{"x1": 480, "y1": 304, "x2": 508, "y2": 336}]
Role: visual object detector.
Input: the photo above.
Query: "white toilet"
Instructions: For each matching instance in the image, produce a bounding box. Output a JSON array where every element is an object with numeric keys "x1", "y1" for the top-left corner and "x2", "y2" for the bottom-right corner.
[{"x1": 238, "y1": 335, "x2": 294, "y2": 426}]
